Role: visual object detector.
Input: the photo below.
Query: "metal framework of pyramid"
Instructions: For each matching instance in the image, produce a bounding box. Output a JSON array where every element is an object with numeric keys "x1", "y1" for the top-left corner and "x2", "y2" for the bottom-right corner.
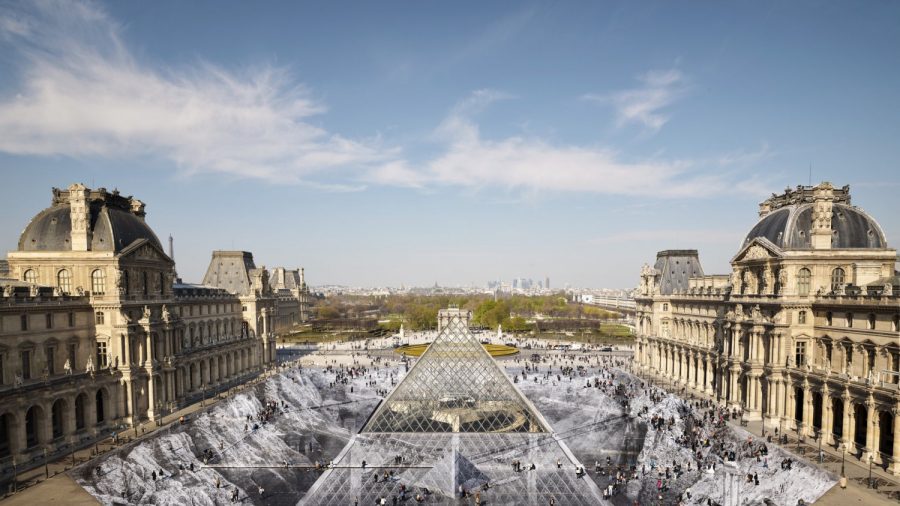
[
  {"x1": 363, "y1": 312, "x2": 549, "y2": 433},
  {"x1": 300, "y1": 310, "x2": 606, "y2": 505}
]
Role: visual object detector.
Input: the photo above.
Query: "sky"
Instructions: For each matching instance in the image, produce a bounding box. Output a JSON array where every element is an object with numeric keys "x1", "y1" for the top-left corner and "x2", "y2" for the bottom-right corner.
[{"x1": 0, "y1": 0, "x2": 898, "y2": 289}]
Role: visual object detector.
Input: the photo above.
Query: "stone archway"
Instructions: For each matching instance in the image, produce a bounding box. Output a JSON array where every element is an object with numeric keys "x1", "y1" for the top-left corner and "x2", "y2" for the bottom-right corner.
[
  {"x1": 96, "y1": 389, "x2": 107, "y2": 425},
  {"x1": 878, "y1": 410, "x2": 893, "y2": 461},
  {"x1": 854, "y1": 403, "x2": 867, "y2": 448},
  {"x1": 831, "y1": 397, "x2": 843, "y2": 442},
  {"x1": 75, "y1": 393, "x2": 87, "y2": 430},
  {"x1": 0, "y1": 412, "x2": 16, "y2": 457},
  {"x1": 811, "y1": 391, "x2": 823, "y2": 432},
  {"x1": 25, "y1": 405, "x2": 46, "y2": 449},
  {"x1": 794, "y1": 387, "x2": 804, "y2": 425},
  {"x1": 51, "y1": 398, "x2": 68, "y2": 440}
]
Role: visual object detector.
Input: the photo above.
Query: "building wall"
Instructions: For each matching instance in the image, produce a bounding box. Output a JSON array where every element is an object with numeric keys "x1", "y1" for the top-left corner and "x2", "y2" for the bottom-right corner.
[
  {"x1": 0, "y1": 184, "x2": 266, "y2": 472},
  {"x1": 634, "y1": 183, "x2": 900, "y2": 475}
]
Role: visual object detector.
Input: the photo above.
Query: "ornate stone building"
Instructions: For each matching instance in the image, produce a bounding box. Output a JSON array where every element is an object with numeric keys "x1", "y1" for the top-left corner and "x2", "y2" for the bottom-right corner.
[
  {"x1": 269, "y1": 266, "x2": 312, "y2": 329},
  {"x1": 634, "y1": 182, "x2": 900, "y2": 474},
  {"x1": 0, "y1": 184, "x2": 300, "y2": 475}
]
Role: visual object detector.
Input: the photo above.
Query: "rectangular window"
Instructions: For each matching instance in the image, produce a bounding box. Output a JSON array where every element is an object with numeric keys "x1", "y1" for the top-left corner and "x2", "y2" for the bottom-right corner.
[
  {"x1": 96, "y1": 342, "x2": 108, "y2": 369},
  {"x1": 68, "y1": 312, "x2": 75, "y2": 327},
  {"x1": 46, "y1": 346, "x2": 55, "y2": 375},
  {"x1": 795, "y1": 341, "x2": 806, "y2": 367},
  {"x1": 95, "y1": 311, "x2": 105, "y2": 325},
  {"x1": 21, "y1": 350, "x2": 31, "y2": 380},
  {"x1": 20, "y1": 314, "x2": 27, "y2": 331},
  {"x1": 798, "y1": 311, "x2": 807, "y2": 324},
  {"x1": 68, "y1": 343, "x2": 77, "y2": 371},
  {"x1": 46, "y1": 313, "x2": 53, "y2": 329},
  {"x1": 189, "y1": 306, "x2": 194, "y2": 316}
]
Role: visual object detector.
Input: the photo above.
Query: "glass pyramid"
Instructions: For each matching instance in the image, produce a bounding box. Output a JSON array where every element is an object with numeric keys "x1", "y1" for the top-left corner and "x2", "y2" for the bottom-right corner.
[
  {"x1": 363, "y1": 310, "x2": 549, "y2": 433},
  {"x1": 299, "y1": 310, "x2": 606, "y2": 505}
]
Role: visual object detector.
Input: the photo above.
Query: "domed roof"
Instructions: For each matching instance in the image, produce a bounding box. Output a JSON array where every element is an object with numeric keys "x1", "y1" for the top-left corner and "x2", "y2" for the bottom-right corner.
[
  {"x1": 742, "y1": 202, "x2": 887, "y2": 250},
  {"x1": 18, "y1": 194, "x2": 162, "y2": 253}
]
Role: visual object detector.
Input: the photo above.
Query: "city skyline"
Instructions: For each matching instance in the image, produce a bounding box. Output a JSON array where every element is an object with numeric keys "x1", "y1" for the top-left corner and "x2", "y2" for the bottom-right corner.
[{"x1": 1, "y1": 1, "x2": 899, "y2": 288}]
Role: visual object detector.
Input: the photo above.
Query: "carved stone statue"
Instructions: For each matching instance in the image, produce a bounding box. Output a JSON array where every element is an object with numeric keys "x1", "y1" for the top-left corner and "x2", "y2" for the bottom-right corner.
[
  {"x1": 732, "y1": 270, "x2": 743, "y2": 292},
  {"x1": 63, "y1": 359, "x2": 72, "y2": 375},
  {"x1": 742, "y1": 270, "x2": 755, "y2": 294},
  {"x1": 777, "y1": 268, "x2": 787, "y2": 295},
  {"x1": 763, "y1": 268, "x2": 774, "y2": 295},
  {"x1": 3, "y1": 285, "x2": 13, "y2": 297},
  {"x1": 142, "y1": 305, "x2": 152, "y2": 320},
  {"x1": 883, "y1": 283, "x2": 893, "y2": 296},
  {"x1": 86, "y1": 356, "x2": 95, "y2": 373},
  {"x1": 161, "y1": 305, "x2": 171, "y2": 322},
  {"x1": 734, "y1": 304, "x2": 744, "y2": 319},
  {"x1": 751, "y1": 304, "x2": 762, "y2": 321},
  {"x1": 116, "y1": 270, "x2": 126, "y2": 294}
]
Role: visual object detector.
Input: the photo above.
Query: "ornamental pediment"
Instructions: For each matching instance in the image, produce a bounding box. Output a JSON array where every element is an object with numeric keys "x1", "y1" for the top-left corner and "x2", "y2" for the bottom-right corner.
[
  {"x1": 118, "y1": 239, "x2": 172, "y2": 264},
  {"x1": 731, "y1": 237, "x2": 782, "y2": 264}
]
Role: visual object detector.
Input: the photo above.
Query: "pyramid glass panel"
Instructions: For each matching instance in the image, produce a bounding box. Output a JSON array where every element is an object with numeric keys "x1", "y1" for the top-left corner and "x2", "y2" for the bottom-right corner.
[{"x1": 362, "y1": 312, "x2": 548, "y2": 433}]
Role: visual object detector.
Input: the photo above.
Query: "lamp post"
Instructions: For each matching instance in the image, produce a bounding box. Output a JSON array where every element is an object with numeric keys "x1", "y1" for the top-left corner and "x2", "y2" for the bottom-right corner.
[
  {"x1": 839, "y1": 443, "x2": 847, "y2": 489},
  {"x1": 816, "y1": 429, "x2": 823, "y2": 463},
  {"x1": 868, "y1": 454, "x2": 873, "y2": 489}
]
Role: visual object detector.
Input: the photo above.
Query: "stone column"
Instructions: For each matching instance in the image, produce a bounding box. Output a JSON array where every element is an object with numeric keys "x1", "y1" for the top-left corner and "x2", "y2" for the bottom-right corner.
[
  {"x1": 872, "y1": 411, "x2": 881, "y2": 465},
  {"x1": 865, "y1": 398, "x2": 876, "y2": 459},
  {"x1": 147, "y1": 374, "x2": 157, "y2": 420},
  {"x1": 842, "y1": 394, "x2": 853, "y2": 449}
]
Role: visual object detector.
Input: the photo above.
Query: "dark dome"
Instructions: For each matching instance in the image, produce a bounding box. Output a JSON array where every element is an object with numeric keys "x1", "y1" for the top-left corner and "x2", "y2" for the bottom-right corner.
[
  {"x1": 742, "y1": 203, "x2": 887, "y2": 250},
  {"x1": 18, "y1": 202, "x2": 162, "y2": 253}
]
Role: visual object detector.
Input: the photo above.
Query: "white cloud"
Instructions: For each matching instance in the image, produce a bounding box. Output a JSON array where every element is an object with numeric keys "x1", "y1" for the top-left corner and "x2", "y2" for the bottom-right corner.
[
  {"x1": 583, "y1": 68, "x2": 688, "y2": 132},
  {"x1": 367, "y1": 89, "x2": 762, "y2": 198},
  {"x1": 0, "y1": 0, "x2": 391, "y2": 184},
  {"x1": 0, "y1": 3, "x2": 768, "y2": 200}
]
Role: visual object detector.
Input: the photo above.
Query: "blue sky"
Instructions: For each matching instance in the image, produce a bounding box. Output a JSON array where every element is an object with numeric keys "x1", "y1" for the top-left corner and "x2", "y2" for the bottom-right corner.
[{"x1": 0, "y1": 0, "x2": 898, "y2": 288}]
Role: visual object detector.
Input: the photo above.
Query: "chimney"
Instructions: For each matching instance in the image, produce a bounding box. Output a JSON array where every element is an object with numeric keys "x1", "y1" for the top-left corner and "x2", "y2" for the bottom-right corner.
[
  {"x1": 811, "y1": 181, "x2": 834, "y2": 249},
  {"x1": 68, "y1": 183, "x2": 91, "y2": 251},
  {"x1": 130, "y1": 198, "x2": 146, "y2": 220}
]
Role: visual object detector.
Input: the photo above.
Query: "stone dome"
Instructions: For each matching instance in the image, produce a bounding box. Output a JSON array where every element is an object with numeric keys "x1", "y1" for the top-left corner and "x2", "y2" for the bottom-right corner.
[
  {"x1": 742, "y1": 202, "x2": 887, "y2": 250},
  {"x1": 18, "y1": 192, "x2": 162, "y2": 253}
]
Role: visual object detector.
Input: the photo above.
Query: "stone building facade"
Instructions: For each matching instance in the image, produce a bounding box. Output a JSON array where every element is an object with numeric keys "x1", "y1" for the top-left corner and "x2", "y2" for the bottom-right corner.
[
  {"x1": 0, "y1": 184, "x2": 302, "y2": 475},
  {"x1": 634, "y1": 182, "x2": 900, "y2": 474}
]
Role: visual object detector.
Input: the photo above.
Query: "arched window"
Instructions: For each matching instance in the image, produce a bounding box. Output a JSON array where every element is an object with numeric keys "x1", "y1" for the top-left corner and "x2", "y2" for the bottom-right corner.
[
  {"x1": 797, "y1": 268, "x2": 811, "y2": 296},
  {"x1": 23, "y1": 269, "x2": 37, "y2": 284},
  {"x1": 57, "y1": 269, "x2": 72, "y2": 294},
  {"x1": 831, "y1": 267, "x2": 845, "y2": 292},
  {"x1": 91, "y1": 269, "x2": 106, "y2": 295}
]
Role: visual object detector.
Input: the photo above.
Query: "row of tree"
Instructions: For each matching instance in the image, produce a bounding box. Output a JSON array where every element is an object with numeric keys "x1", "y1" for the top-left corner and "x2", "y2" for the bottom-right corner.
[{"x1": 312, "y1": 293, "x2": 619, "y2": 331}]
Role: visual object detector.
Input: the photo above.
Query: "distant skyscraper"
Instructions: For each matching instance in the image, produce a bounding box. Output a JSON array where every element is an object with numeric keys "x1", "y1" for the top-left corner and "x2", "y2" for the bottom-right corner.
[{"x1": 545, "y1": 276, "x2": 550, "y2": 290}]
